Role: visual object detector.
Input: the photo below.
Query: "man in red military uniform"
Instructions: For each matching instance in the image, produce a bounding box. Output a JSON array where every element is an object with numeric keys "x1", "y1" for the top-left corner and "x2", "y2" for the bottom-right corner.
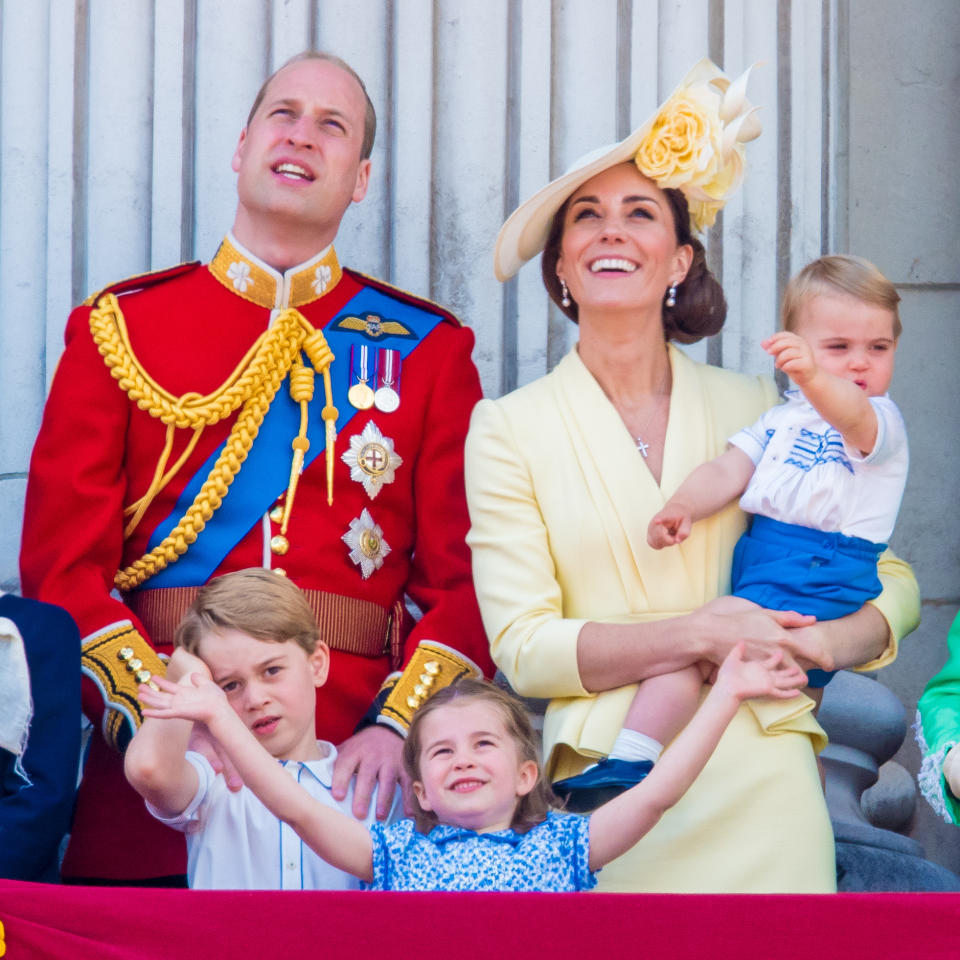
[{"x1": 20, "y1": 52, "x2": 492, "y2": 883}]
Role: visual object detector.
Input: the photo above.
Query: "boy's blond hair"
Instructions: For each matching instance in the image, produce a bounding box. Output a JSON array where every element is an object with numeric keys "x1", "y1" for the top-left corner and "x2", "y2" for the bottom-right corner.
[
  {"x1": 782, "y1": 254, "x2": 902, "y2": 339},
  {"x1": 175, "y1": 568, "x2": 319, "y2": 655}
]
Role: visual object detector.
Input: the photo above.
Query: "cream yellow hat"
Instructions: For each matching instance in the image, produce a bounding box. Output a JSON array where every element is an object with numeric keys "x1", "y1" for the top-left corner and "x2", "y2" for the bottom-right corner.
[{"x1": 493, "y1": 58, "x2": 762, "y2": 282}]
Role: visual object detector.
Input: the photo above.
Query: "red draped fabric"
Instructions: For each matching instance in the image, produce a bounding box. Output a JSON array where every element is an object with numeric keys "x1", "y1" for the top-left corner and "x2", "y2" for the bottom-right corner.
[{"x1": 1, "y1": 882, "x2": 958, "y2": 959}]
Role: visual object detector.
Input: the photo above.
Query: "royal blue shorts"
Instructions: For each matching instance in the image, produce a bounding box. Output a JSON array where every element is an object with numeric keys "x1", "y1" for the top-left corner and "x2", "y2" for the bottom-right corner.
[{"x1": 731, "y1": 515, "x2": 886, "y2": 688}]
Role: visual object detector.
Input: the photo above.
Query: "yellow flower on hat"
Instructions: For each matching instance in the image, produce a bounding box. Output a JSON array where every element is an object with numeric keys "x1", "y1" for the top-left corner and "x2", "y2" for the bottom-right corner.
[
  {"x1": 633, "y1": 63, "x2": 761, "y2": 232},
  {"x1": 687, "y1": 197, "x2": 726, "y2": 231},
  {"x1": 635, "y1": 88, "x2": 723, "y2": 192}
]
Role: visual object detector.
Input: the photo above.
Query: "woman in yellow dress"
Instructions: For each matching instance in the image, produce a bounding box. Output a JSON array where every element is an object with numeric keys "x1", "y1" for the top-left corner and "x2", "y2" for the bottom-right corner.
[{"x1": 465, "y1": 60, "x2": 919, "y2": 892}]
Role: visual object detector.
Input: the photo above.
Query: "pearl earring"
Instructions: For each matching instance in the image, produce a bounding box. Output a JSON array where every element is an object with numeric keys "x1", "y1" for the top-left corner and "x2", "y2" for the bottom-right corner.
[
  {"x1": 560, "y1": 278, "x2": 571, "y2": 308},
  {"x1": 665, "y1": 283, "x2": 677, "y2": 308}
]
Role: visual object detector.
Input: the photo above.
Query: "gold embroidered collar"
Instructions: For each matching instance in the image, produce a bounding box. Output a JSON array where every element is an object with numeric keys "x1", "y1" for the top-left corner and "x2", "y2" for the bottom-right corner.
[{"x1": 209, "y1": 233, "x2": 343, "y2": 309}]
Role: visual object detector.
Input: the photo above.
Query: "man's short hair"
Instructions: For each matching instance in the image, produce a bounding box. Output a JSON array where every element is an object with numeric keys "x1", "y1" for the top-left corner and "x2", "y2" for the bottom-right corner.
[
  {"x1": 246, "y1": 51, "x2": 376, "y2": 160},
  {"x1": 175, "y1": 569, "x2": 319, "y2": 656}
]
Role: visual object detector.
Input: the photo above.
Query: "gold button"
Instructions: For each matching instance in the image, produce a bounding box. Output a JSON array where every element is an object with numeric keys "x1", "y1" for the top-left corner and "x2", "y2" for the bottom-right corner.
[
  {"x1": 118, "y1": 647, "x2": 134, "y2": 662},
  {"x1": 270, "y1": 534, "x2": 290, "y2": 555},
  {"x1": 423, "y1": 660, "x2": 441, "y2": 676},
  {"x1": 273, "y1": 568, "x2": 287, "y2": 578},
  {"x1": 419, "y1": 674, "x2": 435, "y2": 688},
  {"x1": 128, "y1": 658, "x2": 143, "y2": 672},
  {"x1": 269, "y1": 506, "x2": 284, "y2": 524},
  {"x1": 135, "y1": 669, "x2": 152, "y2": 684},
  {"x1": 406, "y1": 695, "x2": 421, "y2": 710},
  {"x1": 414, "y1": 684, "x2": 427, "y2": 698}
]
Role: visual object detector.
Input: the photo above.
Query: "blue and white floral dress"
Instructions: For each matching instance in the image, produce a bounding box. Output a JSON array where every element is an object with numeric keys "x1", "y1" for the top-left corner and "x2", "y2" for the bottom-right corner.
[{"x1": 365, "y1": 812, "x2": 597, "y2": 891}]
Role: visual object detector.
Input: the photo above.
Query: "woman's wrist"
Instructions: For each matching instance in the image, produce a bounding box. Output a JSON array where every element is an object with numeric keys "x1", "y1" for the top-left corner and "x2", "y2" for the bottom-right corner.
[{"x1": 681, "y1": 607, "x2": 718, "y2": 663}]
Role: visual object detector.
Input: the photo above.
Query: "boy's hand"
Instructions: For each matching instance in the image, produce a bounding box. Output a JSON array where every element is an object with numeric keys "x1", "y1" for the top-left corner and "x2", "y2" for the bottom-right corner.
[
  {"x1": 140, "y1": 672, "x2": 227, "y2": 726},
  {"x1": 762, "y1": 331, "x2": 818, "y2": 388},
  {"x1": 713, "y1": 641, "x2": 807, "y2": 702},
  {"x1": 647, "y1": 503, "x2": 693, "y2": 548},
  {"x1": 164, "y1": 647, "x2": 213, "y2": 685}
]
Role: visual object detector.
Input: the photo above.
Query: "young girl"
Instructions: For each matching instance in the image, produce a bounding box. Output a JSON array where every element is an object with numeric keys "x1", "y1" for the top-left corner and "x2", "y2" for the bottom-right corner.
[
  {"x1": 555, "y1": 254, "x2": 908, "y2": 810},
  {"x1": 139, "y1": 642, "x2": 803, "y2": 891}
]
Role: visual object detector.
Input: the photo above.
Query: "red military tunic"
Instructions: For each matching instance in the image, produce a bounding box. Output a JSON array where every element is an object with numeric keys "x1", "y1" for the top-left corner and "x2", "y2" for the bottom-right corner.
[{"x1": 21, "y1": 235, "x2": 492, "y2": 880}]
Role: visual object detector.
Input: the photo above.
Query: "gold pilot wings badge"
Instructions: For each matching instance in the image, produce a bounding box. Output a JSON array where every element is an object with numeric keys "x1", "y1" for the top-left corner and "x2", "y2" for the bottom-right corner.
[{"x1": 331, "y1": 312, "x2": 419, "y2": 342}]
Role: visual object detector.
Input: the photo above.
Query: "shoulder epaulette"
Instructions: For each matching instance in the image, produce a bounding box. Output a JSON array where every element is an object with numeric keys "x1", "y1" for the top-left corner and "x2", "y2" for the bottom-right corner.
[
  {"x1": 343, "y1": 267, "x2": 462, "y2": 327},
  {"x1": 82, "y1": 261, "x2": 202, "y2": 307}
]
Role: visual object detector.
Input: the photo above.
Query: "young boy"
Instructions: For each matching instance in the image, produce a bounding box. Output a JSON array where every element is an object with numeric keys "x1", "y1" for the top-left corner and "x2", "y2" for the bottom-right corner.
[
  {"x1": 124, "y1": 568, "x2": 398, "y2": 889},
  {"x1": 555, "y1": 254, "x2": 908, "y2": 809}
]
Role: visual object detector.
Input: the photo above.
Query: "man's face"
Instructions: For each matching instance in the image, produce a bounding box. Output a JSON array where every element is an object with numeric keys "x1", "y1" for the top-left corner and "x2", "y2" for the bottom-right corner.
[{"x1": 232, "y1": 58, "x2": 371, "y2": 246}]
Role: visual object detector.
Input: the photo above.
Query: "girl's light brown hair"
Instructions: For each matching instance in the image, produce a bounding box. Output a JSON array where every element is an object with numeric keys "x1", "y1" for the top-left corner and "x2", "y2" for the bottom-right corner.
[
  {"x1": 175, "y1": 568, "x2": 319, "y2": 656},
  {"x1": 402, "y1": 678, "x2": 557, "y2": 834},
  {"x1": 781, "y1": 254, "x2": 902, "y2": 338}
]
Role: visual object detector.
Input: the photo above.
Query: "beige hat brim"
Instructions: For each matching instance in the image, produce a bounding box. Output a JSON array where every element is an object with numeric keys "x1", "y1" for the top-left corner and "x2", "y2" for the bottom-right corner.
[{"x1": 493, "y1": 57, "x2": 723, "y2": 282}]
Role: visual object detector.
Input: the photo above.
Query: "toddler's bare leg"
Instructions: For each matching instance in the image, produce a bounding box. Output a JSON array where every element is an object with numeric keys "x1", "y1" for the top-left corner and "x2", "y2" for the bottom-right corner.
[{"x1": 622, "y1": 663, "x2": 711, "y2": 747}]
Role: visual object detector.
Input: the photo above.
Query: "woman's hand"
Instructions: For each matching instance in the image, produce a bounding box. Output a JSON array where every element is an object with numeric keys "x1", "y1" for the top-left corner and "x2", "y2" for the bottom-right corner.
[
  {"x1": 691, "y1": 595, "x2": 826, "y2": 671},
  {"x1": 944, "y1": 744, "x2": 960, "y2": 801}
]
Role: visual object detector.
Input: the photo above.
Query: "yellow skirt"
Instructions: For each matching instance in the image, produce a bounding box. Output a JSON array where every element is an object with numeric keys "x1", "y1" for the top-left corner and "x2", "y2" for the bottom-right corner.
[{"x1": 593, "y1": 701, "x2": 836, "y2": 893}]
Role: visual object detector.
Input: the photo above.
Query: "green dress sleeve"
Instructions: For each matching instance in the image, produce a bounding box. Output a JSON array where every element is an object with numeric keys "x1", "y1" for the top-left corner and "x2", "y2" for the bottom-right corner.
[{"x1": 917, "y1": 611, "x2": 960, "y2": 824}]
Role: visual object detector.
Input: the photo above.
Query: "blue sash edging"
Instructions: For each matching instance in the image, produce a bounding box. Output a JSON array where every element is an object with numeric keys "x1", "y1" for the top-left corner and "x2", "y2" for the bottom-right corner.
[{"x1": 140, "y1": 287, "x2": 443, "y2": 589}]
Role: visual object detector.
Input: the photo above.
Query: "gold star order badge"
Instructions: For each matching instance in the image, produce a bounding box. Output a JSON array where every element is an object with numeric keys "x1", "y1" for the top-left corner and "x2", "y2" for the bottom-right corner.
[
  {"x1": 342, "y1": 508, "x2": 392, "y2": 579},
  {"x1": 341, "y1": 421, "x2": 403, "y2": 499}
]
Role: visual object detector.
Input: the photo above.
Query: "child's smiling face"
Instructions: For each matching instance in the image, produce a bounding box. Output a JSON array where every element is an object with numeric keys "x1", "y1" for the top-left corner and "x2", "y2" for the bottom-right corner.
[
  {"x1": 795, "y1": 293, "x2": 897, "y2": 397},
  {"x1": 412, "y1": 700, "x2": 538, "y2": 834}
]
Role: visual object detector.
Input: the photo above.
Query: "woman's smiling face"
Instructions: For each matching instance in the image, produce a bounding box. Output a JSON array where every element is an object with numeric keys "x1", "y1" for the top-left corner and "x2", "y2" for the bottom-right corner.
[{"x1": 556, "y1": 163, "x2": 691, "y2": 319}]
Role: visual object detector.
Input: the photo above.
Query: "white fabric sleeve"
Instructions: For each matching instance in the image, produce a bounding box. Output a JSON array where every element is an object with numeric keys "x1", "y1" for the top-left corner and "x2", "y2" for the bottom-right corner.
[{"x1": 144, "y1": 751, "x2": 212, "y2": 831}]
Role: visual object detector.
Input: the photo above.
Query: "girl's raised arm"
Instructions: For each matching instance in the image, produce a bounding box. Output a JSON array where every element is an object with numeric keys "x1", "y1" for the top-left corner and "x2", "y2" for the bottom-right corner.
[
  {"x1": 140, "y1": 674, "x2": 375, "y2": 882},
  {"x1": 586, "y1": 643, "x2": 806, "y2": 870}
]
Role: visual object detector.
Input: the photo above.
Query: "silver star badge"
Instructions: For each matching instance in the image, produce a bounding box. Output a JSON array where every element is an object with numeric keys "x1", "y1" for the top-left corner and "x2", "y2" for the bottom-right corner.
[
  {"x1": 342, "y1": 508, "x2": 391, "y2": 579},
  {"x1": 341, "y1": 420, "x2": 403, "y2": 499}
]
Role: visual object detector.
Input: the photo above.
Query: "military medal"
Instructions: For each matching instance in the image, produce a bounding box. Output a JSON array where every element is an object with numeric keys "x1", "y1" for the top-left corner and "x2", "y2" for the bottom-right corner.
[
  {"x1": 342, "y1": 508, "x2": 391, "y2": 579},
  {"x1": 347, "y1": 344, "x2": 376, "y2": 410},
  {"x1": 341, "y1": 421, "x2": 403, "y2": 499},
  {"x1": 374, "y1": 348, "x2": 401, "y2": 413}
]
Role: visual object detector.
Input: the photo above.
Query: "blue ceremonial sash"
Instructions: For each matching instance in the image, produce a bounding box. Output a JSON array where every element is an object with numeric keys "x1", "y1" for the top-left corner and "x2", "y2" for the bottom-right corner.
[{"x1": 139, "y1": 285, "x2": 445, "y2": 589}]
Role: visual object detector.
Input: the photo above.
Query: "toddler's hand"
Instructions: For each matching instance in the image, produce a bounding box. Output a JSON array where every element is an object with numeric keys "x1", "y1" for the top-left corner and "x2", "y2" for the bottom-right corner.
[
  {"x1": 647, "y1": 504, "x2": 693, "y2": 548},
  {"x1": 713, "y1": 641, "x2": 806, "y2": 702},
  {"x1": 762, "y1": 331, "x2": 818, "y2": 388},
  {"x1": 139, "y1": 671, "x2": 227, "y2": 726}
]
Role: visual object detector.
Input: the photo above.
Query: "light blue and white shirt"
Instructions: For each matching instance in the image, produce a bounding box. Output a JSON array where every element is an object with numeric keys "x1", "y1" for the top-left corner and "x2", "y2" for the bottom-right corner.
[
  {"x1": 149, "y1": 741, "x2": 399, "y2": 889},
  {"x1": 730, "y1": 391, "x2": 908, "y2": 544},
  {"x1": 365, "y1": 811, "x2": 597, "y2": 891}
]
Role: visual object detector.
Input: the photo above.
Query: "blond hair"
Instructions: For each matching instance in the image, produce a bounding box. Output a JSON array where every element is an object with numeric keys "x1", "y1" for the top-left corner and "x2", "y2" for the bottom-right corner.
[
  {"x1": 402, "y1": 678, "x2": 557, "y2": 834},
  {"x1": 175, "y1": 569, "x2": 319, "y2": 656},
  {"x1": 782, "y1": 254, "x2": 901, "y2": 339},
  {"x1": 245, "y1": 51, "x2": 376, "y2": 160}
]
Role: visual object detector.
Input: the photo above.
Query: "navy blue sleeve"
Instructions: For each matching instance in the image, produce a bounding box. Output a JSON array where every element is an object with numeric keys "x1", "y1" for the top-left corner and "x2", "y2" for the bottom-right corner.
[{"x1": 0, "y1": 595, "x2": 81, "y2": 882}]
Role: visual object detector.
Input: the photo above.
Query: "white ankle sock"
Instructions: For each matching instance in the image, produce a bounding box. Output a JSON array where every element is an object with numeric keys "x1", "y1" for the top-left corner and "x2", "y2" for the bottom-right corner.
[{"x1": 609, "y1": 729, "x2": 662, "y2": 764}]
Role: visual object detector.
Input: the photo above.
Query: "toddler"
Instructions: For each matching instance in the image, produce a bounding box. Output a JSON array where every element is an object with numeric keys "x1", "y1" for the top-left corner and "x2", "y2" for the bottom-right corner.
[
  {"x1": 555, "y1": 255, "x2": 908, "y2": 809},
  {"x1": 125, "y1": 568, "x2": 398, "y2": 889},
  {"x1": 138, "y1": 641, "x2": 803, "y2": 890}
]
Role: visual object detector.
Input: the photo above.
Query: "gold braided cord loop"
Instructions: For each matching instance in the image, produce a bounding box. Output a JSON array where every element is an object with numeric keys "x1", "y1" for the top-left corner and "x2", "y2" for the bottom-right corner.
[
  {"x1": 91, "y1": 293, "x2": 294, "y2": 428},
  {"x1": 90, "y1": 297, "x2": 333, "y2": 591}
]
